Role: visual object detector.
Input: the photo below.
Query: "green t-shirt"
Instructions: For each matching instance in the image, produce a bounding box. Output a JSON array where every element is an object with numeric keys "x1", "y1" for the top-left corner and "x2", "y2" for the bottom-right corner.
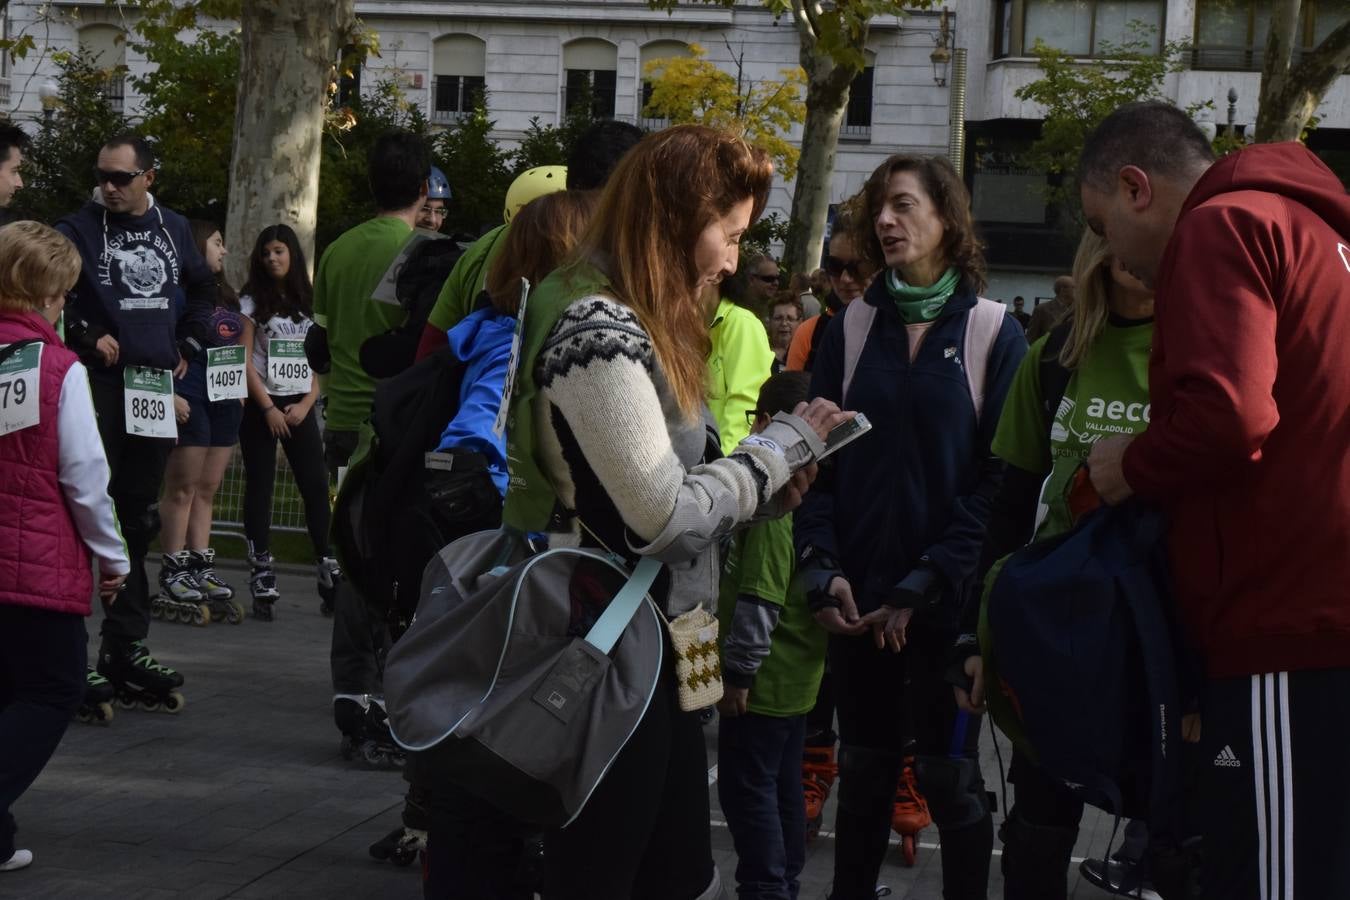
[
  {"x1": 313, "y1": 216, "x2": 414, "y2": 431},
  {"x1": 991, "y1": 318, "x2": 1154, "y2": 542},
  {"x1": 426, "y1": 224, "x2": 509, "y2": 333},
  {"x1": 717, "y1": 515, "x2": 827, "y2": 717}
]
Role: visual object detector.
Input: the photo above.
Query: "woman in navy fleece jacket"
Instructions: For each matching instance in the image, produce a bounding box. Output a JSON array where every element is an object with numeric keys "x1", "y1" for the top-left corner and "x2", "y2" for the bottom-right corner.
[{"x1": 793, "y1": 156, "x2": 1026, "y2": 900}]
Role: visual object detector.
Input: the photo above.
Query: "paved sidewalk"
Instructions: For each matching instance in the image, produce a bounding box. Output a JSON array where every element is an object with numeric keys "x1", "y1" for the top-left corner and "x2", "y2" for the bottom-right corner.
[{"x1": 7, "y1": 567, "x2": 1126, "y2": 899}]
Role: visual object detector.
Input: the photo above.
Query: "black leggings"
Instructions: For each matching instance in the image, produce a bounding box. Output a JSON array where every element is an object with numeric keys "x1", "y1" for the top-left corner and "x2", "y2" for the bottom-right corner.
[{"x1": 239, "y1": 395, "x2": 330, "y2": 556}]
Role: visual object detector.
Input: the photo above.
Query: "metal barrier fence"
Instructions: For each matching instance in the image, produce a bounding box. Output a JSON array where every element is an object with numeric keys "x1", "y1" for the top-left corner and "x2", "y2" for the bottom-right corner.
[{"x1": 210, "y1": 447, "x2": 312, "y2": 542}]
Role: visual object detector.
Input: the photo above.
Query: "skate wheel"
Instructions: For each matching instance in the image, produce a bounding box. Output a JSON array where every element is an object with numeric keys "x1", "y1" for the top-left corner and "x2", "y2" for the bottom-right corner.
[
  {"x1": 361, "y1": 743, "x2": 385, "y2": 766},
  {"x1": 76, "y1": 709, "x2": 93, "y2": 724},
  {"x1": 902, "y1": 834, "x2": 917, "y2": 867},
  {"x1": 228, "y1": 602, "x2": 245, "y2": 624},
  {"x1": 116, "y1": 694, "x2": 137, "y2": 710},
  {"x1": 98, "y1": 702, "x2": 114, "y2": 723},
  {"x1": 162, "y1": 691, "x2": 185, "y2": 713},
  {"x1": 195, "y1": 605, "x2": 210, "y2": 626}
]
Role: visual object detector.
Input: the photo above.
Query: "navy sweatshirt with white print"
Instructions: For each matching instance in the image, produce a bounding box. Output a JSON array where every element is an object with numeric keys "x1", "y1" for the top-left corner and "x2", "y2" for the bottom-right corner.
[{"x1": 56, "y1": 192, "x2": 216, "y2": 381}]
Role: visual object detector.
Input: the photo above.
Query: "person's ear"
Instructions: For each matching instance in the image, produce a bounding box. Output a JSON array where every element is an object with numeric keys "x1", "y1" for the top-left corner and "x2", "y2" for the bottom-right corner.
[
  {"x1": 144, "y1": 168, "x2": 156, "y2": 190},
  {"x1": 1118, "y1": 165, "x2": 1152, "y2": 212}
]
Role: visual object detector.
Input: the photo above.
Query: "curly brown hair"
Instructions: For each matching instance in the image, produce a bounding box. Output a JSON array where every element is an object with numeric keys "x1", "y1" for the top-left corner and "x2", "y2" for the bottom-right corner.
[{"x1": 850, "y1": 154, "x2": 987, "y2": 294}]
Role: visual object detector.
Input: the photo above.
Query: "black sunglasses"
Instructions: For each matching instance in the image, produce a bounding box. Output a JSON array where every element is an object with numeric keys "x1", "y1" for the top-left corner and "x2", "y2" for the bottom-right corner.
[
  {"x1": 94, "y1": 168, "x2": 147, "y2": 187},
  {"x1": 824, "y1": 256, "x2": 872, "y2": 280},
  {"x1": 751, "y1": 273, "x2": 780, "y2": 285}
]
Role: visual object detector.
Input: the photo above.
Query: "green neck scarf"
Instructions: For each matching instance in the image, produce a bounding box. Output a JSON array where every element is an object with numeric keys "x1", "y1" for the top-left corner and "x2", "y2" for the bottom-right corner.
[{"x1": 886, "y1": 267, "x2": 961, "y2": 324}]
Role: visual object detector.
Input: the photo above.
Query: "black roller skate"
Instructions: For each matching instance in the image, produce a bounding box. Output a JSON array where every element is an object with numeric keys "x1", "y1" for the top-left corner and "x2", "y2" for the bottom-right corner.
[
  {"x1": 317, "y1": 556, "x2": 342, "y2": 618},
  {"x1": 249, "y1": 549, "x2": 279, "y2": 621},
  {"x1": 98, "y1": 639, "x2": 186, "y2": 713},
  {"x1": 368, "y1": 826, "x2": 426, "y2": 866},
  {"x1": 190, "y1": 548, "x2": 245, "y2": 624},
  {"x1": 75, "y1": 667, "x2": 115, "y2": 725},
  {"x1": 334, "y1": 694, "x2": 404, "y2": 768},
  {"x1": 154, "y1": 551, "x2": 209, "y2": 626}
]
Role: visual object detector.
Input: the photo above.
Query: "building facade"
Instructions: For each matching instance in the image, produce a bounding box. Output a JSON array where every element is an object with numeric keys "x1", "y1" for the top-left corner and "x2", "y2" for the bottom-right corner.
[{"x1": 3, "y1": 0, "x2": 1348, "y2": 301}]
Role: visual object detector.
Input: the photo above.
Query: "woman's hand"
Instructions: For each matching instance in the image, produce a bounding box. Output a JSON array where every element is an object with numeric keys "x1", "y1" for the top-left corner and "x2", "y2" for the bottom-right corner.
[
  {"x1": 791, "y1": 398, "x2": 855, "y2": 444},
  {"x1": 99, "y1": 571, "x2": 127, "y2": 603},
  {"x1": 716, "y1": 686, "x2": 749, "y2": 718},
  {"x1": 813, "y1": 576, "x2": 867, "y2": 636},
  {"x1": 264, "y1": 405, "x2": 290, "y2": 439},
  {"x1": 173, "y1": 394, "x2": 190, "y2": 426},
  {"x1": 954, "y1": 656, "x2": 986, "y2": 715},
  {"x1": 283, "y1": 400, "x2": 311, "y2": 428}
]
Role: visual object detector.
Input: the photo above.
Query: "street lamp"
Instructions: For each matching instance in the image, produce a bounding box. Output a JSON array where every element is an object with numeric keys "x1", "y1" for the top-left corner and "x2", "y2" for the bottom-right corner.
[
  {"x1": 930, "y1": 8, "x2": 952, "y2": 87},
  {"x1": 38, "y1": 78, "x2": 60, "y2": 125}
]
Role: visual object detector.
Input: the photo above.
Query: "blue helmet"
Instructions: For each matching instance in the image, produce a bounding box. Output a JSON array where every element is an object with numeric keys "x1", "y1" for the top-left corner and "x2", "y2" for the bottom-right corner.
[{"x1": 427, "y1": 166, "x2": 451, "y2": 201}]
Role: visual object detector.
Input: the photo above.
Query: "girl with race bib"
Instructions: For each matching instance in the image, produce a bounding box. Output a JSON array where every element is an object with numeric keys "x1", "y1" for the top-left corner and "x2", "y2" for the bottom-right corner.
[
  {"x1": 238, "y1": 224, "x2": 338, "y2": 621},
  {"x1": 154, "y1": 220, "x2": 247, "y2": 626}
]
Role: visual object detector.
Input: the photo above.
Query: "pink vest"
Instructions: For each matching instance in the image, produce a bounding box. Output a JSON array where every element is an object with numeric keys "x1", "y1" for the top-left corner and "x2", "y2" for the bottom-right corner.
[{"x1": 0, "y1": 312, "x2": 94, "y2": 615}]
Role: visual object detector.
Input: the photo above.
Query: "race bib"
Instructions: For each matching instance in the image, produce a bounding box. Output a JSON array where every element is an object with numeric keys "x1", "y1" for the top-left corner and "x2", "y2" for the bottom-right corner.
[
  {"x1": 0, "y1": 342, "x2": 42, "y2": 436},
  {"x1": 206, "y1": 345, "x2": 248, "y2": 402},
  {"x1": 265, "y1": 338, "x2": 311, "y2": 395},
  {"x1": 123, "y1": 367, "x2": 176, "y2": 439}
]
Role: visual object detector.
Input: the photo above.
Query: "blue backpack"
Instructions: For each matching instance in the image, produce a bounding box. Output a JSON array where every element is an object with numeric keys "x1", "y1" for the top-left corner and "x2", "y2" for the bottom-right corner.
[{"x1": 985, "y1": 501, "x2": 1184, "y2": 838}]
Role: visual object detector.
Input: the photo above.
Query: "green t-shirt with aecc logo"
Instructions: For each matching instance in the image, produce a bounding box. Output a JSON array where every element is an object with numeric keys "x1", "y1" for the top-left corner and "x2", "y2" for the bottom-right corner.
[{"x1": 991, "y1": 316, "x2": 1154, "y2": 543}]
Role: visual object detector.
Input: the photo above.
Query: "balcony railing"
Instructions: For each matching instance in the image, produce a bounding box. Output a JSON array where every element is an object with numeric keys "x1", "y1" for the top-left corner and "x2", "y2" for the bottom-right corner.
[
  {"x1": 636, "y1": 115, "x2": 670, "y2": 132},
  {"x1": 430, "y1": 107, "x2": 471, "y2": 126},
  {"x1": 0, "y1": 77, "x2": 10, "y2": 108},
  {"x1": 1189, "y1": 45, "x2": 1305, "y2": 72},
  {"x1": 840, "y1": 123, "x2": 872, "y2": 143}
]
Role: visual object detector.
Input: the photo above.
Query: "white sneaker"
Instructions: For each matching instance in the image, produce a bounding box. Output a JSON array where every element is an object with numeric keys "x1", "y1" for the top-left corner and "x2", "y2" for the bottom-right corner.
[{"x1": 1, "y1": 849, "x2": 33, "y2": 871}]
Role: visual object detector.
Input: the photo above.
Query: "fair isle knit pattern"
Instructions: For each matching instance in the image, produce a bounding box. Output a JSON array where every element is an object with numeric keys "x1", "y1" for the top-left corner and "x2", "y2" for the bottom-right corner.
[{"x1": 534, "y1": 295, "x2": 771, "y2": 548}]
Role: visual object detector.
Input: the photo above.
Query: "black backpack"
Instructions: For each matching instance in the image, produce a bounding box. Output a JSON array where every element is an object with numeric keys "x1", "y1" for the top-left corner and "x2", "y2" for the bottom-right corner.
[
  {"x1": 332, "y1": 346, "x2": 502, "y2": 633},
  {"x1": 359, "y1": 237, "x2": 465, "y2": 379}
]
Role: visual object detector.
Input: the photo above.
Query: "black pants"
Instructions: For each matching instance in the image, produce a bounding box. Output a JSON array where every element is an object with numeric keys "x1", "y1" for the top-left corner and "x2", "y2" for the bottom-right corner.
[
  {"x1": 830, "y1": 627, "x2": 993, "y2": 900},
  {"x1": 0, "y1": 606, "x2": 87, "y2": 858},
  {"x1": 1193, "y1": 669, "x2": 1350, "y2": 900},
  {"x1": 238, "y1": 395, "x2": 330, "y2": 556},
  {"x1": 329, "y1": 580, "x2": 389, "y2": 696},
  {"x1": 542, "y1": 646, "x2": 716, "y2": 900},
  {"x1": 323, "y1": 428, "x2": 359, "y2": 483},
  {"x1": 424, "y1": 780, "x2": 536, "y2": 900},
  {"x1": 718, "y1": 713, "x2": 808, "y2": 900},
  {"x1": 91, "y1": 376, "x2": 172, "y2": 644}
]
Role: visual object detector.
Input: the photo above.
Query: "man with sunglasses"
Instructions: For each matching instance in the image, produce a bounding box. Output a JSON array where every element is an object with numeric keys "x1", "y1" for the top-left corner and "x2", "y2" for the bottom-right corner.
[
  {"x1": 786, "y1": 214, "x2": 877, "y2": 372},
  {"x1": 55, "y1": 132, "x2": 217, "y2": 704}
]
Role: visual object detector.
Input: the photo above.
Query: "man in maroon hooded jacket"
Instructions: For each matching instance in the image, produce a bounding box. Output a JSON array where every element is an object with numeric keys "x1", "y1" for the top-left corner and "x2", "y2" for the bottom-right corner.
[{"x1": 1081, "y1": 101, "x2": 1350, "y2": 900}]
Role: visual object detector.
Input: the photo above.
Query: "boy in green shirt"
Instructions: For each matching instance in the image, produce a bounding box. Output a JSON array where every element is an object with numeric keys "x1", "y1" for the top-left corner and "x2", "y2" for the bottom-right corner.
[{"x1": 717, "y1": 370, "x2": 827, "y2": 900}]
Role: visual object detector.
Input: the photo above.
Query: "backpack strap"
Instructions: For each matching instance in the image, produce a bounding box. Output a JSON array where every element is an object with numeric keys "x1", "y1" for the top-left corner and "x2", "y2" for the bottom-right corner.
[
  {"x1": 839, "y1": 302, "x2": 877, "y2": 403},
  {"x1": 964, "y1": 297, "x2": 1009, "y2": 424},
  {"x1": 584, "y1": 557, "x2": 663, "y2": 655},
  {"x1": 1038, "y1": 319, "x2": 1074, "y2": 448}
]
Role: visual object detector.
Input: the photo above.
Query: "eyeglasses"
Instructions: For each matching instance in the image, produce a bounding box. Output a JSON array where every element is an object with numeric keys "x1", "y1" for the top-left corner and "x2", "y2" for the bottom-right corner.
[
  {"x1": 752, "y1": 273, "x2": 780, "y2": 285},
  {"x1": 824, "y1": 256, "x2": 873, "y2": 280},
  {"x1": 769, "y1": 314, "x2": 800, "y2": 325},
  {"x1": 420, "y1": 206, "x2": 448, "y2": 219},
  {"x1": 744, "y1": 410, "x2": 763, "y2": 427},
  {"x1": 94, "y1": 168, "x2": 147, "y2": 188}
]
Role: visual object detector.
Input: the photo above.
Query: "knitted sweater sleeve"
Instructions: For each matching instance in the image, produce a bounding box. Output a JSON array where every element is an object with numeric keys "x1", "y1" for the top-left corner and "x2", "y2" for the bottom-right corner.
[{"x1": 536, "y1": 296, "x2": 793, "y2": 556}]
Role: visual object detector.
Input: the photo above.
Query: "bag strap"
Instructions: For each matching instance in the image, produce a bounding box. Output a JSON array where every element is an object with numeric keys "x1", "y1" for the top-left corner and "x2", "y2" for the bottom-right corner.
[
  {"x1": 963, "y1": 297, "x2": 1008, "y2": 424},
  {"x1": 0, "y1": 338, "x2": 41, "y2": 367},
  {"x1": 583, "y1": 556, "x2": 663, "y2": 655},
  {"x1": 839, "y1": 301, "x2": 877, "y2": 403}
]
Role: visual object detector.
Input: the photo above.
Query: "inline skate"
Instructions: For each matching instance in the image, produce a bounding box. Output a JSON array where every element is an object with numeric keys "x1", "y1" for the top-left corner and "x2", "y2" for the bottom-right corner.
[
  {"x1": 97, "y1": 639, "x2": 186, "y2": 713},
  {"x1": 153, "y1": 551, "x2": 209, "y2": 625},
  {"x1": 249, "y1": 549, "x2": 279, "y2": 621},
  {"x1": 368, "y1": 826, "x2": 426, "y2": 866},
  {"x1": 190, "y1": 548, "x2": 245, "y2": 624},
  {"x1": 75, "y1": 667, "x2": 115, "y2": 725},
  {"x1": 334, "y1": 693, "x2": 403, "y2": 767}
]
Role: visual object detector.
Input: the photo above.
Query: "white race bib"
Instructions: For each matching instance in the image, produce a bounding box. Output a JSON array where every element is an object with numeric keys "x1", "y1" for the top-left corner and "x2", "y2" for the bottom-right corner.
[
  {"x1": 265, "y1": 338, "x2": 311, "y2": 395},
  {"x1": 123, "y1": 367, "x2": 176, "y2": 439},
  {"x1": 206, "y1": 345, "x2": 248, "y2": 402},
  {"x1": 0, "y1": 342, "x2": 42, "y2": 436}
]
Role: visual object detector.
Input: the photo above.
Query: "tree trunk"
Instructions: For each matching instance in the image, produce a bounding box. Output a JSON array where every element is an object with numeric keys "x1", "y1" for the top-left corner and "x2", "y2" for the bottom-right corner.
[
  {"x1": 782, "y1": 30, "x2": 857, "y2": 276},
  {"x1": 1255, "y1": 2, "x2": 1350, "y2": 143},
  {"x1": 224, "y1": 0, "x2": 355, "y2": 286}
]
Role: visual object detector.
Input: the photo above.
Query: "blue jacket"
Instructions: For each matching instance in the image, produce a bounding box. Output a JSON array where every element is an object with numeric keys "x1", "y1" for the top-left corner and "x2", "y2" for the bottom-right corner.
[
  {"x1": 435, "y1": 307, "x2": 516, "y2": 496},
  {"x1": 55, "y1": 195, "x2": 215, "y2": 379},
  {"x1": 794, "y1": 278, "x2": 1028, "y2": 621}
]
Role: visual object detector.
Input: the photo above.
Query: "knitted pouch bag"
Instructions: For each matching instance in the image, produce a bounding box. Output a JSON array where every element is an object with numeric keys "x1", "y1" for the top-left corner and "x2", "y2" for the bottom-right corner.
[{"x1": 664, "y1": 604, "x2": 723, "y2": 712}]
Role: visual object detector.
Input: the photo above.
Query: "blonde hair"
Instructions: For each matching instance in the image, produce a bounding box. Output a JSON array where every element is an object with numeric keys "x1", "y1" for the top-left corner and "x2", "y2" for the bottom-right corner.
[
  {"x1": 0, "y1": 221, "x2": 82, "y2": 312},
  {"x1": 1060, "y1": 230, "x2": 1112, "y2": 369}
]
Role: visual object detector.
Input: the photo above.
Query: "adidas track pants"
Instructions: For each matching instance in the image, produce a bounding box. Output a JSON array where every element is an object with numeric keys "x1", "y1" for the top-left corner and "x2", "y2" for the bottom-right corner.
[{"x1": 1196, "y1": 669, "x2": 1350, "y2": 900}]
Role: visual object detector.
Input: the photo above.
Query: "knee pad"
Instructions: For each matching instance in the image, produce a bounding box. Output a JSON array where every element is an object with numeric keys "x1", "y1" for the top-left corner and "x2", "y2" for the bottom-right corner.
[
  {"x1": 836, "y1": 745, "x2": 904, "y2": 816},
  {"x1": 915, "y1": 755, "x2": 988, "y2": 829}
]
